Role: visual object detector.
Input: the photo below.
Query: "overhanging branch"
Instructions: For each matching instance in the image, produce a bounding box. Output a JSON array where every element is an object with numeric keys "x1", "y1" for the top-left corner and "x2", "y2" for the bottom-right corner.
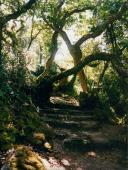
[
  {"x1": 50, "y1": 52, "x2": 112, "y2": 83},
  {"x1": 62, "y1": 5, "x2": 95, "y2": 24},
  {"x1": 37, "y1": 52, "x2": 112, "y2": 83},
  {"x1": 56, "y1": 0, "x2": 65, "y2": 11},
  {"x1": 45, "y1": 31, "x2": 59, "y2": 73},
  {"x1": 75, "y1": 1, "x2": 128, "y2": 46},
  {"x1": 1, "y1": 0, "x2": 38, "y2": 26}
]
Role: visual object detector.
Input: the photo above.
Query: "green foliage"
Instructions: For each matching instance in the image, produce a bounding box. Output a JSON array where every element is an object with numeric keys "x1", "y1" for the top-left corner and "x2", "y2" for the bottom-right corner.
[
  {"x1": 98, "y1": 69, "x2": 128, "y2": 122},
  {"x1": 0, "y1": 52, "x2": 41, "y2": 151},
  {"x1": 85, "y1": 66, "x2": 127, "y2": 122},
  {"x1": 93, "y1": 0, "x2": 126, "y2": 21}
]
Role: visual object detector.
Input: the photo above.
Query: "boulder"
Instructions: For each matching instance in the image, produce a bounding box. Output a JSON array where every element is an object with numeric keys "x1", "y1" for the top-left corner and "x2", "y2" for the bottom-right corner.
[{"x1": 32, "y1": 132, "x2": 45, "y2": 145}]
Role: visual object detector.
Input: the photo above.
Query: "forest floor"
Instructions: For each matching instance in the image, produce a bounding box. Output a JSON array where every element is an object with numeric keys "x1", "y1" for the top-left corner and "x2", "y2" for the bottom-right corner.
[{"x1": 0, "y1": 96, "x2": 127, "y2": 170}]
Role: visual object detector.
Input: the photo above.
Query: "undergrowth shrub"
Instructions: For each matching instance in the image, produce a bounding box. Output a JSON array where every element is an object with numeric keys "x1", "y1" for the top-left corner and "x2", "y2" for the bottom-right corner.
[
  {"x1": 98, "y1": 70, "x2": 128, "y2": 123},
  {"x1": 0, "y1": 53, "x2": 41, "y2": 151},
  {"x1": 81, "y1": 70, "x2": 128, "y2": 123}
]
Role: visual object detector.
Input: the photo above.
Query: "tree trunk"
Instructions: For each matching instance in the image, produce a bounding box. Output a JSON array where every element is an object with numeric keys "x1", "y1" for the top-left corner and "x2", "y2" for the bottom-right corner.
[
  {"x1": 97, "y1": 61, "x2": 109, "y2": 89},
  {"x1": 36, "y1": 52, "x2": 112, "y2": 105},
  {"x1": 44, "y1": 31, "x2": 58, "y2": 75},
  {"x1": 71, "y1": 45, "x2": 88, "y2": 93},
  {"x1": 78, "y1": 70, "x2": 88, "y2": 92},
  {"x1": 59, "y1": 30, "x2": 88, "y2": 93},
  {"x1": 0, "y1": 26, "x2": 2, "y2": 62}
]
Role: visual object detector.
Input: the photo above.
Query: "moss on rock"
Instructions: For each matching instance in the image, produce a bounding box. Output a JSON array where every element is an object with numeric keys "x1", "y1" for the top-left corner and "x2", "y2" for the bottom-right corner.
[{"x1": 2, "y1": 145, "x2": 46, "y2": 170}]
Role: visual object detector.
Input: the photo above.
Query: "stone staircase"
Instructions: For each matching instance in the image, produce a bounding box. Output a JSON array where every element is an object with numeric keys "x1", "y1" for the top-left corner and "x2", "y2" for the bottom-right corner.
[{"x1": 40, "y1": 106, "x2": 127, "y2": 152}]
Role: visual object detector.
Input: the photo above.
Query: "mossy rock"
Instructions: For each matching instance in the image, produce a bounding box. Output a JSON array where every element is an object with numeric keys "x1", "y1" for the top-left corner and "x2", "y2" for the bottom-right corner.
[
  {"x1": 30, "y1": 131, "x2": 53, "y2": 151},
  {"x1": 32, "y1": 132, "x2": 46, "y2": 145},
  {"x1": 39, "y1": 123, "x2": 55, "y2": 140},
  {"x1": 2, "y1": 145, "x2": 47, "y2": 170}
]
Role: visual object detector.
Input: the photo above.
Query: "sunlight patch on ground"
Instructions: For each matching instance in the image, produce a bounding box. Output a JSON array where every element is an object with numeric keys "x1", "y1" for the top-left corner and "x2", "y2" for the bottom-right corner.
[{"x1": 42, "y1": 157, "x2": 65, "y2": 170}]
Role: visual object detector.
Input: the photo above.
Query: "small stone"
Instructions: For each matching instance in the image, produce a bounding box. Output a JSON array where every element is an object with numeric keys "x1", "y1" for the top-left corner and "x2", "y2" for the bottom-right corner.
[
  {"x1": 87, "y1": 151, "x2": 96, "y2": 157},
  {"x1": 44, "y1": 142, "x2": 52, "y2": 150},
  {"x1": 61, "y1": 159, "x2": 70, "y2": 166}
]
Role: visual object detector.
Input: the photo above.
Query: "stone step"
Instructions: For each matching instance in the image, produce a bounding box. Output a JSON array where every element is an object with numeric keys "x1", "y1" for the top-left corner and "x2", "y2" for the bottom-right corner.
[
  {"x1": 54, "y1": 129, "x2": 81, "y2": 140},
  {"x1": 42, "y1": 118, "x2": 99, "y2": 131},
  {"x1": 54, "y1": 129, "x2": 72, "y2": 140},
  {"x1": 63, "y1": 136, "x2": 113, "y2": 151},
  {"x1": 63, "y1": 135, "x2": 127, "y2": 151},
  {"x1": 40, "y1": 108, "x2": 94, "y2": 115},
  {"x1": 53, "y1": 127, "x2": 127, "y2": 151},
  {"x1": 53, "y1": 129, "x2": 102, "y2": 140},
  {"x1": 41, "y1": 114, "x2": 95, "y2": 121},
  {"x1": 43, "y1": 119, "x2": 80, "y2": 129}
]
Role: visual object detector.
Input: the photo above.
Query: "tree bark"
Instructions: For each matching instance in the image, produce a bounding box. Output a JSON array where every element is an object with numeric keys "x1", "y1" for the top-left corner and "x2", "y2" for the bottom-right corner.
[
  {"x1": 70, "y1": 45, "x2": 88, "y2": 92},
  {"x1": 44, "y1": 31, "x2": 58, "y2": 75},
  {"x1": 0, "y1": 0, "x2": 37, "y2": 26},
  {"x1": 0, "y1": 27, "x2": 2, "y2": 61},
  {"x1": 60, "y1": 30, "x2": 88, "y2": 92}
]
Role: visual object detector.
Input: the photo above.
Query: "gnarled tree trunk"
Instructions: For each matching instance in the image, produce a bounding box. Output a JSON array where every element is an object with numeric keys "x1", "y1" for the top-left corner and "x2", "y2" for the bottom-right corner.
[
  {"x1": 43, "y1": 31, "x2": 58, "y2": 76},
  {"x1": 60, "y1": 30, "x2": 88, "y2": 93},
  {"x1": 70, "y1": 45, "x2": 88, "y2": 93}
]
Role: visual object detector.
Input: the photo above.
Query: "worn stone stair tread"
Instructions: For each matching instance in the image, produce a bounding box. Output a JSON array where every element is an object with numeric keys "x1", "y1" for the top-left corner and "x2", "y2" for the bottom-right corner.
[
  {"x1": 53, "y1": 129, "x2": 104, "y2": 140},
  {"x1": 53, "y1": 128, "x2": 125, "y2": 151},
  {"x1": 53, "y1": 127, "x2": 98, "y2": 136},
  {"x1": 42, "y1": 118, "x2": 98, "y2": 126},
  {"x1": 54, "y1": 130, "x2": 71, "y2": 139},
  {"x1": 43, "y1": 119, "x2": 80, "y2": 129},
  {"x1": 80, "y1": 120, "x2": 99, "y2": 126},
  {"x1": 63, "y1": 135, "x2": 114, "y2": 151},
  {"x1": 54, "y1": 130, "x2": 82, "y2": 140},
  {"x1": 42, "y1": 118, "x2": 99, "y2": 130},
  {"x1": 40, "y1": 108, "x2": 94, "y2": 115},
  {"x1": 54, "y1": 130, "x2": 90, "y2": 140},
  {"x1": 79, "y1": 131, "x2": 102, "y2": 140},
  {"x1": 82, "y1": 131, "x2": 127, "y2": 149},
  {"x1": 63, "y1": 136, "x2": 90, "y2": 150},
  {"x1": 54, "y1": 128, "x2": 125, "y2": 150},
  {"x1": 41, "y1": 114, "x2": 95, "y2": 121}
]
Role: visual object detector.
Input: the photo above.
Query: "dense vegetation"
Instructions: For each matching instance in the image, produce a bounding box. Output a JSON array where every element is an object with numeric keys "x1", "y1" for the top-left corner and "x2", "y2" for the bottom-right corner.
[{"x1": 0, "y1": 0, "x2": 128, "y2": 151}]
